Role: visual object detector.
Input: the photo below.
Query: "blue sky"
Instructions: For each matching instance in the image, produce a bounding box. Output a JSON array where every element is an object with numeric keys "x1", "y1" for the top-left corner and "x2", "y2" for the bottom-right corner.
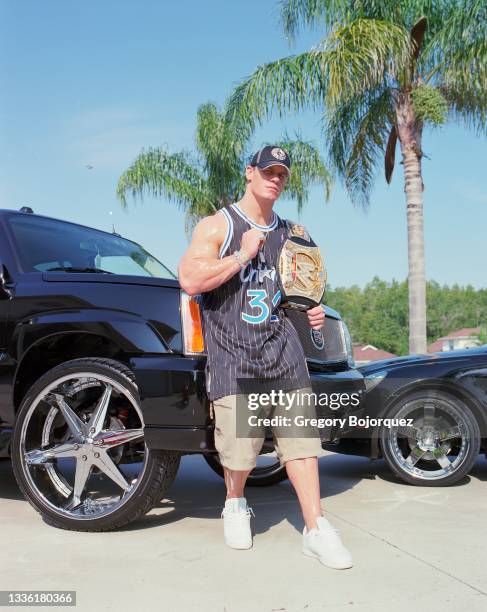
[{"x1": 1, "y1": 0, "x2": 486, "y2": 289}]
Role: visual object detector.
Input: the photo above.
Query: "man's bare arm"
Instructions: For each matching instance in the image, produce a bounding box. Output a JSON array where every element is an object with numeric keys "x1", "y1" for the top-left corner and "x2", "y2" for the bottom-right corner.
[{"x1": 178, "y1": 213, "x2": 265, "y2": 295}]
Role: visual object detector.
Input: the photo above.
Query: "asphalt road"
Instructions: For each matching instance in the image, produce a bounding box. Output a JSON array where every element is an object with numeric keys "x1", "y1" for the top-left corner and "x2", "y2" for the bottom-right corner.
[{"x1": 1, "y1": 451, "x2": 486, "y2": 612}]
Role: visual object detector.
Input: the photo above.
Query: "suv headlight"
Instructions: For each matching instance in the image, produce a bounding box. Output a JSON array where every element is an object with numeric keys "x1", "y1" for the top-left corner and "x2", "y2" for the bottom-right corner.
[{"x1": 180, "y1": 292, "x2": 205, "y2": 355}]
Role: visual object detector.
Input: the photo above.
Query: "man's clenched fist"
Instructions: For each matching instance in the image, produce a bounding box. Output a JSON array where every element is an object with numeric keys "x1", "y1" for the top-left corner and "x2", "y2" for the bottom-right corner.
[
  {"x1": 307, "y1": 304, "x2": 325, "y2": 330},
  {"x1": 240, "y1": 228, "x2": 266, "y2": 260}
]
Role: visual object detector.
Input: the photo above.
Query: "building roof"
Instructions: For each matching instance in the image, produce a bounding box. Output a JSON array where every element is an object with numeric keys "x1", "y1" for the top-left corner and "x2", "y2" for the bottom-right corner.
[
  {"x1": 427, "y1": 327, "x2": 481, "y2": 353},
  {"x1": 353, "y1": 343, "x2": 397, "y2": 362}
]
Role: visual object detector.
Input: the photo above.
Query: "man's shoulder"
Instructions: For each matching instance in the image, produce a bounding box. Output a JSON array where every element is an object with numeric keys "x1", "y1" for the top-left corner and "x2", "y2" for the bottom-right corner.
[
  {"x1": 194, "y1": 209, "x2": 228, "y2": 235},
  {"x1": 188, "y1": 209, "x2": 232, "y2": 255}
]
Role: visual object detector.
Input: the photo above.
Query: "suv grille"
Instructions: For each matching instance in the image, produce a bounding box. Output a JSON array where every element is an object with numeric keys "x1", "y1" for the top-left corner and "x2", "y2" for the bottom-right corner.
[{"x1": 284, "y1": 309, "x2": 348, "y2": 363}]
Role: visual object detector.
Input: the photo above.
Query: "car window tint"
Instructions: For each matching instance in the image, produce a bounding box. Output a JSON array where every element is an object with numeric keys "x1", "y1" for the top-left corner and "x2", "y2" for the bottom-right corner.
[{"x1": 7, "y1": 214, "x2": 175, "y2": 278}]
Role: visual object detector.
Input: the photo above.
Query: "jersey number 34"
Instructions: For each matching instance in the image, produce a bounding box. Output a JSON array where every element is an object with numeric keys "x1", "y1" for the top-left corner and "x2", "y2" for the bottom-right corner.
[{"x1": 241, "y1": 289, "x2": 281, "y2": 324}]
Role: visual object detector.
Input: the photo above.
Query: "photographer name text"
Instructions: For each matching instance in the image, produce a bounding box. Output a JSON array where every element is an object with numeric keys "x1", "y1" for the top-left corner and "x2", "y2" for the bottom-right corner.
[{"x1": 248, "y1": 415, "x2": 414, "y2": 429}]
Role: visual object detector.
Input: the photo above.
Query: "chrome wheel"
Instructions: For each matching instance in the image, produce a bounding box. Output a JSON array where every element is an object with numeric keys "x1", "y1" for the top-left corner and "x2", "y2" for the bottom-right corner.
[
  {"x1": 19, "y1": 371, "x2": 146, "y2": 520},
  {"x1": 380, "y1": 391, "x2": 480, "y2": 486}
]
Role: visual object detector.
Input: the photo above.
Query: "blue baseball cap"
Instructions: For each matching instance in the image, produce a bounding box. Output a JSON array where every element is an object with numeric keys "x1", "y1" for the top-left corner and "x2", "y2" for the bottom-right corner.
[{"x1": 250, "y1": 145, "x2": 291, "y2": 176}]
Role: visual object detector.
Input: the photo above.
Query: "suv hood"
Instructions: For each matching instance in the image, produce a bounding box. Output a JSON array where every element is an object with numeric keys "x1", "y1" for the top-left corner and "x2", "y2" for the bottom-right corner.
[{"x1": 358, "y1": 345, "x2": 487, "y2": 375}]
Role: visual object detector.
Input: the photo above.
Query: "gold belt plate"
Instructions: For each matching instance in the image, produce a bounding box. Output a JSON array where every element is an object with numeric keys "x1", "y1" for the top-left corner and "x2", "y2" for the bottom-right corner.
[{"x1": 278, "y1": 239, "x2": 327, "y2": 307}]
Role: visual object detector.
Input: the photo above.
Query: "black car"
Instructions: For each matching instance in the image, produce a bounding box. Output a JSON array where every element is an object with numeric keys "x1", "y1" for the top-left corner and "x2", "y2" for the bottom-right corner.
[
  {"x1": 0, "y1": 208, "x2": 364, "y2": 531},
  {"x1": 324, "y1": 350, "x2": 487, "y2": 486}
]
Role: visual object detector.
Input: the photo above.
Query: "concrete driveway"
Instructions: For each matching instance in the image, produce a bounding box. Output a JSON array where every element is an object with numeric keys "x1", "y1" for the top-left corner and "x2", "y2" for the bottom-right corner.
[{"x1": 1, "y1": 451, "x2": 486, "y2": 612}]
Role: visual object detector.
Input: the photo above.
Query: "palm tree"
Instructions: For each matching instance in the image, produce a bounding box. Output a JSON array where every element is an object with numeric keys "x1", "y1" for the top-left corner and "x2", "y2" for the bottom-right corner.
[
  {"x1": 116, "y1": 102, "x2": 332, "y2": 236},
  {"x1": 226, "y1": 0, "x2": 487, "y2": 353}
]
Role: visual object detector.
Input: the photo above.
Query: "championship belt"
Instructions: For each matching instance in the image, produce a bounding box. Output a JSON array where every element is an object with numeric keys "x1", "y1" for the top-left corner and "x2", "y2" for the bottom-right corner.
[{"x1": 277, "y1": 220, "x2": 327, "y2": 311}]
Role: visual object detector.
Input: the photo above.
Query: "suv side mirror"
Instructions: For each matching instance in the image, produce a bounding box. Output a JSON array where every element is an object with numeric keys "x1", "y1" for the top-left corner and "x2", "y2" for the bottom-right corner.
[{"x1": 0, "y1": 263, "x2": 13, "y2": 299}]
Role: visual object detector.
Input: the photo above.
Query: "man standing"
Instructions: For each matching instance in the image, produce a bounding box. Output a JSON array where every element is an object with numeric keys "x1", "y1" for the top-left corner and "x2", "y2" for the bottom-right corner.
[{"x1": 178, "y1": 146, "x2": 352, "y2": 569}]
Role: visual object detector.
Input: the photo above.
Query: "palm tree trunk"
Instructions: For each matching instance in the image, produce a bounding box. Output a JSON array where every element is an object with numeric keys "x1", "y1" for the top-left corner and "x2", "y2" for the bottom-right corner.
[{"x1": 394, "y1": 92, "x2": 427, "y2": 354}]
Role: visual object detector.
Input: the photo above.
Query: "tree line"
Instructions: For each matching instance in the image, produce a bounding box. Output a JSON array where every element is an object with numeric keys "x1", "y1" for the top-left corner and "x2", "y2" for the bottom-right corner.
[{"x1": 326, "y1": 277, "x2": 487, "y2": 355}]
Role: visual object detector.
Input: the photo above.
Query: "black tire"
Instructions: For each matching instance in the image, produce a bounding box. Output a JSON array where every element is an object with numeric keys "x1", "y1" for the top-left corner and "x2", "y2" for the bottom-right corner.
[
  {"x1": 204, "y1": 453, "x2": 288, "y2": 487},
  {"x1": 12, "y1": 357, "x2": 181, "y2": 531},
  {"x1": 379, "y1": 389, "x2": 481, "y2": 486}
]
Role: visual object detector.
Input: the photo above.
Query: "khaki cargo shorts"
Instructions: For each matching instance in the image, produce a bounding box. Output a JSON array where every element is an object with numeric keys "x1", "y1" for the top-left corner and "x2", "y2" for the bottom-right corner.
[{"x1": 211, "y1": 386, "x2": 322, "y2": 470}]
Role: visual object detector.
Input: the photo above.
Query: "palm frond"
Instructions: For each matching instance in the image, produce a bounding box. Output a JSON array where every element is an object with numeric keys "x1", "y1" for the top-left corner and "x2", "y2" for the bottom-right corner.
[
  {"x1": 279, "y1": 1, "x2": 440, "y2": 42},
  {"x1": 316, "y1": 18, "x2": 413, "y2": 107},
  {"x1": 116, "y1": 147, "x2": 217, "y2": 216},
  {"x1": 326, "y1": 87, "x2": 393, "y2": 206},
  {"x1": 410, "y1": 16, "x2": 427, "y2": 60},
  {"x1": 441, "y1": 85, "x2": 487, "y2": 135},
  {"x1": 195, "y1": 102, "x2": 223, "y2": 162},
  {"x1": 421, "y1": 0, "x2": 487, "y2": 134},
  {"x1": 226, "y1": 51, "x2": 326, "y2": 130},
  {"x1": 195, "y1": 103, "x2": 242, "y2": 204},
  {"x1": 423, "y1": 0, "x2": 487, "y2": 90},
  {"x1": 278, "y1": 0, "x2": 351, "y2": 41},
  {"x1": 275, "y1": 135, "x2": 332, "y2": 214},
  {"x1": 384, "y1": 126, "x2": 397, "y2": 184}
]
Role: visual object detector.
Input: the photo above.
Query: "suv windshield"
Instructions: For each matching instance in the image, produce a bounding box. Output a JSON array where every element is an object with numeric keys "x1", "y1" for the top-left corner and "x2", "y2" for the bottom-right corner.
[{"x1": 7, "y1": 214, "x2": 175, "y2": 278}]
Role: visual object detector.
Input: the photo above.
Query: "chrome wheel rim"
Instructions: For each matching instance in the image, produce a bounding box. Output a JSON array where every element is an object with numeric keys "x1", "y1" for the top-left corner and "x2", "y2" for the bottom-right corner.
[
  {"x1": 19, "y1": 372, "x2": 147, "y2": 521},
  {"x1": 386, "y1": 396, "x2": 472, "y2": 481}
]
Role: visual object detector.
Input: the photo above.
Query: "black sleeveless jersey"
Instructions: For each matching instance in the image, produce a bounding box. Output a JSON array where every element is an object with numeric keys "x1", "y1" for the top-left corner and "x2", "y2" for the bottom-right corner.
[{"x1": 200, "y1": 202, "x2": 311, "y2": 401}]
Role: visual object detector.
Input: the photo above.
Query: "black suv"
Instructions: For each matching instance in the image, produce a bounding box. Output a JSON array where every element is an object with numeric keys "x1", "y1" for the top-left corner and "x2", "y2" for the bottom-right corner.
[{"x1": 0, "y1": 208, "x2": 364, "y2": 531}]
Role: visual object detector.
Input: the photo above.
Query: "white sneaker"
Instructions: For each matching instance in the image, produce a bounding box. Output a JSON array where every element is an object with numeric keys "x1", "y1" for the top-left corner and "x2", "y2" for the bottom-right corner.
[
  {"x1": 303, "y1": 517, "x2": 353, "y2": 569},
  {"x1": 221, "y1": 497, "x2": 254, "y2": 550}
]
